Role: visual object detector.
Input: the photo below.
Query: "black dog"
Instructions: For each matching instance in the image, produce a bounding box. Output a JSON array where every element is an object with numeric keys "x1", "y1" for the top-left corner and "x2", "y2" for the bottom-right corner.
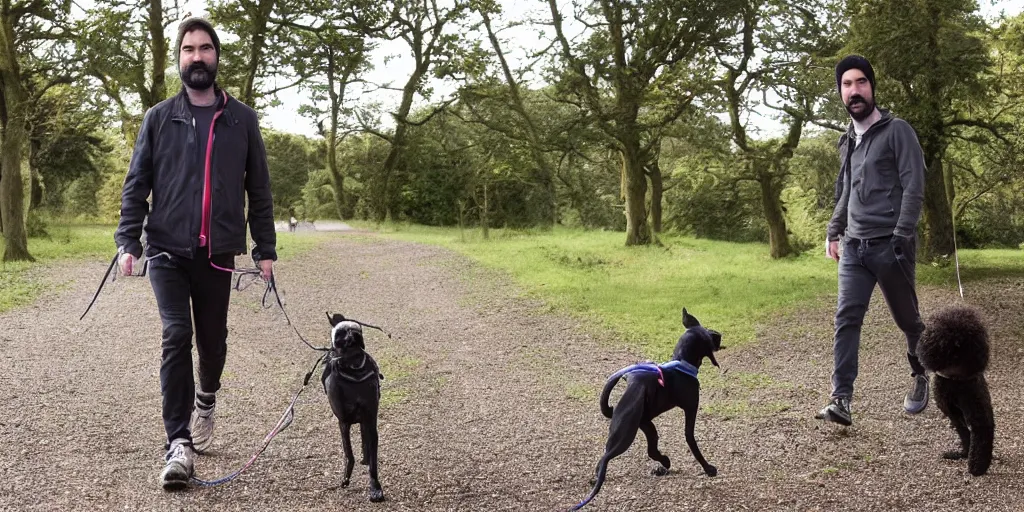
[
  {"x1": 322, "y1": 313, "x2": 386, "y2": 501},
  {"x1": 571, "y1": 308, "x2": 722, "y2": 510},
  {"x1": 917, "y1": 305, "x2": 994, "y2": 476}
]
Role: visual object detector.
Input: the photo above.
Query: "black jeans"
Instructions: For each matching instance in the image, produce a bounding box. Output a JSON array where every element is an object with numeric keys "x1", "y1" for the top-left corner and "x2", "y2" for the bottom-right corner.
[
  {"x1": 147, "y1": 249, "x2": 234, "y2": 446},
  {"x1": 831, "y1": 235, "x2": 926, "y2": 399}
]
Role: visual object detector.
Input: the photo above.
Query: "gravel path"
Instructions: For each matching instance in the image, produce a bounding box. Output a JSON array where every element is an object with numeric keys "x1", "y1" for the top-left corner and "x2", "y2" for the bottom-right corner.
[{"x1": 1, "y1": 234, "x2": 1021, "y2": 511}]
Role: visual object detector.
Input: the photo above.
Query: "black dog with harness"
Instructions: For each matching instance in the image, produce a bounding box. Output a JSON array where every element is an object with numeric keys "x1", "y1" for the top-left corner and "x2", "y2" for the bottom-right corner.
[
  {"x1": 323, "y1": 312, "x2": 386, "y2": 502},
  {"x1": 571, "y1": 308, "x2": 722, "y2": 510}
]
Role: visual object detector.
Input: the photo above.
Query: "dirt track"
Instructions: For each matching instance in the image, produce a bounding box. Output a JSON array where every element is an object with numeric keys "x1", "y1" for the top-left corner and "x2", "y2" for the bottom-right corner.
[{"x1": 1, "y1": 233, "x2": 1021, "y2": 511}]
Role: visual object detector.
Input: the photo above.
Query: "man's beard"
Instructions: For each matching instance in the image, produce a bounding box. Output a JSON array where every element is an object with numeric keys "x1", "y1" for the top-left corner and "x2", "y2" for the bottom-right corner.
[
  {"x1": 180, "y1": 61, "x2": 217, "y2": 90},
  {"x1": 845, "y1": 94, "x2": 875, "y2": 122}
]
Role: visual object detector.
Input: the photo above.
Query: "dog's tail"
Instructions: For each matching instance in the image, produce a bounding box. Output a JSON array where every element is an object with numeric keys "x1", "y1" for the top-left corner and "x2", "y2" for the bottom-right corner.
[{"x1": 599, "y1": 372, "x2": 626, "y2": 419}]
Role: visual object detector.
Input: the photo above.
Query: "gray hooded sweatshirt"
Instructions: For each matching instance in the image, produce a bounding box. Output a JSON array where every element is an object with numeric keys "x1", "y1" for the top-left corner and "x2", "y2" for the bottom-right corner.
[{"x1": 827, "y1": 109, "x2": 926, "y2": 241}]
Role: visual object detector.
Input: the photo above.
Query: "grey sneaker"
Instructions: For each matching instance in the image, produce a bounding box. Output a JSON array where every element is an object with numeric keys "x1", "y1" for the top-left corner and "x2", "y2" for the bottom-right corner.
[
  {"x1": 160, "y1": 439, "x2": 194, "y2": 491},
  {"x1": 815, "y1": 397, "x2": 852, "y2": 426},
  {"x1": 190, "y1": 399, "x2": 215, "y2": 454},
  {"x1": 904, "y1": 374, "x2": 929, "y2": 414}
]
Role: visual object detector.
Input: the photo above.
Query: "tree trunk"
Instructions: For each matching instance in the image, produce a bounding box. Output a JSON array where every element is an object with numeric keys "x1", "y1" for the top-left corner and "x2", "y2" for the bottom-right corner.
[
  {"x1": 921, "y1": 154, "x2": 955, "y2": 258},
  {"x1": 479, "y1": 181, "x2": 489, "y2": 240},
  {"x1": 758, "y1": 170, "x2": 794, "y2": 258},
  {"x1": 378, "y1": 92, "x2": 414, "y2": 222},
  {"x1": 240, "y1": 0, "x2": 275, "y2": 107},
  {"x1": 457, "y1": 198, "x2": 465, "y2": 242},
  {"x1": 325, "y1": 52, "x2": 346, "y2": 221},
  {"x1": 0, "y1": 105, "x2": 32, "y2": 261},
  {"x1": 28, "y1": 137, "x2": 42, "y2": 209},
  {"x1": 146, "y1": 0, "x2": 167, "y2": 107},
  {"x1": 326, "y1": 129, "x2": 346, "y2": 220},
  {"x1": 0, "y1": 16, "x2": 33, "y2": 261},
  {"x1": 646, "y1": 146, "x2": 664, "y2": 233},
  {"x1": 621, "y1": 140, "x2": 652, "y2": 246}
]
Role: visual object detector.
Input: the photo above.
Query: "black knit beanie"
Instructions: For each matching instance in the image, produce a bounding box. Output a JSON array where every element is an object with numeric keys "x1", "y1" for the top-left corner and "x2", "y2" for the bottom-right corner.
[
  {"x1": 175, "y1": 17, "x2": 221, "y2": 63},
  {"x1": 835, "y1": 54, "x2": 875, "y2": 94}
]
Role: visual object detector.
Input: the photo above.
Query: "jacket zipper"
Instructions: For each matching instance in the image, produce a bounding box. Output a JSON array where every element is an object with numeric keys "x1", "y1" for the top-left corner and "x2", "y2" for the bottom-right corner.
[{"x1": 199, "y1": 91, "x2": 228, "y2": 257}]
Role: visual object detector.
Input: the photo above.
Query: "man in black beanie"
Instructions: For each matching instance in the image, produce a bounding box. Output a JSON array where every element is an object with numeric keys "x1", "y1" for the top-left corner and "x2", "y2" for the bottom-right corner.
[
  {"x1": 115, "y1": 17, "x2": 277, "y2": 489},
  {"x1": 816, "y1": 54, "x2": 929, "y2": 427}
]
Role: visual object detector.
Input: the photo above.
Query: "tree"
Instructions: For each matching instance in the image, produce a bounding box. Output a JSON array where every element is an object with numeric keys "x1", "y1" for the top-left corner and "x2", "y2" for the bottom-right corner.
[
  {"x1": 1, "y1": 0, "x2": 73, "y2": 261},
  {"x1": 455, "y1": 1, "x2": 558, "y2": 226},
  {"x1": 208, "y1": 0, "x2": 306, "y2": 109},
  {"x1": 713, "y1": 0, "x2": 842, "y2": 258},
  {"x1": 546, "y1": 0, "x2": 743, "y2": 245},
  {"x1": 845, "y1": 0, "x2": 996, "y2": 258},
  {"x1": 76, "y1": 0, "x2": 179, "y2": 142},
  {"x1": 27, "y1": 84, "x2": 105, "y2": 211},
  {"x1": 264, "y1": 130, "x2": 322, "y2": 218},
  {"x1": 291, "y1": 0, "x2": 379, "y2": 220},
  {"x1": 356, "y1": 0, "x2": 469, "y2": 222}
]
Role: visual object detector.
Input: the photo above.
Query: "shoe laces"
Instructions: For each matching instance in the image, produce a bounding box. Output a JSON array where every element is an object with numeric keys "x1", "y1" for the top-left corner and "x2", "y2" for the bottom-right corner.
[
  {"x1": 167, "y1": 440, "x2": 190, "y2": 461},
  {"x1": 833, "y1": 397, "x2": 851, "y2": 413}
]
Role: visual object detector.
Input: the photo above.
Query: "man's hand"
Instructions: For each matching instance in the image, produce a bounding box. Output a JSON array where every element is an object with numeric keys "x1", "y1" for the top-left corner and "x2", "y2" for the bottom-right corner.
[
  {"x1": 825, "y1": 239, "x2": 840, "y2": 262},
  {"x1": 119, "y1": 252, "x2": 138, "y2": 276},
  {"x1": 259, "y1": 259, "x2": 274, "y2": 281}
]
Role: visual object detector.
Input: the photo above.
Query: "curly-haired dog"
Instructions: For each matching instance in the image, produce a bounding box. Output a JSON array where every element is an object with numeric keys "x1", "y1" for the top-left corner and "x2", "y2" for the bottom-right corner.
[
  {"x1": 570, "y1": 308, "x2": 721, "y2": 510},
  {"x1": 323, "y1": 313, "x2": 386, "y2": 501},
  {"x1": 917, "y1": 305, "x2": 994, "y2": 476}
]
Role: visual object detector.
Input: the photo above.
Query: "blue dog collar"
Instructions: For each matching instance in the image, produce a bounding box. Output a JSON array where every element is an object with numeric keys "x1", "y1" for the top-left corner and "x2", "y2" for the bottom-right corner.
[{"x1": 610, "y1": 360, "x2": 699, "y2": 387}]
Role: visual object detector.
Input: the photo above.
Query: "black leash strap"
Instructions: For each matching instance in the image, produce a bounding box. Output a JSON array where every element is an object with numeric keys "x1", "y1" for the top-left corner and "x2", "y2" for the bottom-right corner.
[
  {"x1": 80, "y1": 249, "x2": 122, "y2": 321},
  {"x1": 264, "y1": 273, "x2": 329, "y2": 352},
  {"x1": 327, "y1": 312, "x2": 393, "y2": 339}
]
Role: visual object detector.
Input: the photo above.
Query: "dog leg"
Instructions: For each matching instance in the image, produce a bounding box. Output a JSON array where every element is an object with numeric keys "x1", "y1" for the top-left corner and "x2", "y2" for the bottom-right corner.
[
  {"x1": 361, "y1": 422, "x2": 385, "y2": 502},
  {"x1": 967, "y1": 422, "x2": 994, "y2": 476},
  {"x1": 639, "y1": 420, "x2": 671, "y2": 476},
  {"x1": 682, "y1": 409, "x2": 716, "y2": 477},
  {"x1": 340, "y1": 423, "x2": 355, "y2": 487},
  {"x1": 939, "y1": 406, "x2": 971, "y2": 460}
]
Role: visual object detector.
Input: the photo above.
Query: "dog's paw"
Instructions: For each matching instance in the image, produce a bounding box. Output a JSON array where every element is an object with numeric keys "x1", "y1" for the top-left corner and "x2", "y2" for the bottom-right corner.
[
  {"x1": 650, "y1": 466, "x2": 670, "y2": 477},
  {"x1": 341, "y1": 478, "x2": 350, "y2": 488},
  {"x1": 968, "y1": 461, "x2": 990, "y2": 477},
  {"x1": 369, "y1": 488, "x2": 385, "y2": 503},
  {"x1": 704, "y1": 465, "x2": 718, "y2": 477},
  {"x1": 943, "y1": 450, "x2": 967, "y2": 460}
]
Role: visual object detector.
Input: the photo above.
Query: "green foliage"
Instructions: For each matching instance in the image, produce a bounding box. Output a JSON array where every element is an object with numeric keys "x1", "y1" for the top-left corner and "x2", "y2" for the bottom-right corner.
[
  {"x1": 264, "y1": 130, "x2": 322, "y2": 218},
  {"x1": 298, "y1": 169, "x2": 339, "y2": 220}
]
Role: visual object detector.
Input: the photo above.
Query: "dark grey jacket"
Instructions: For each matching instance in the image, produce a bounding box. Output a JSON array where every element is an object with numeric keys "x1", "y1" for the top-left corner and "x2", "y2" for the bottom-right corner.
[
  {"x1": 827, "y1": 109, "x2": 925, "y2": 241},
  {"x1": 115, "y1": 88, "x2": 277, "y2": 261}
]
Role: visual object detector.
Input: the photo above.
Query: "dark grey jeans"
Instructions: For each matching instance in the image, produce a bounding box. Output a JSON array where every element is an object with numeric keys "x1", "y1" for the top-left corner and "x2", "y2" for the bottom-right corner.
[
  {"x1": 832, "y1": 235, "x2": 926, "y2": 399},
  {"x1": 147, "y1": 249, "x2": 234, "y2": 447}
]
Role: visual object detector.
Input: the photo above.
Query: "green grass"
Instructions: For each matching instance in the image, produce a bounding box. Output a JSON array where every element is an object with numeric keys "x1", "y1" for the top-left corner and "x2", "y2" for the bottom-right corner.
[
  {"x1": 0, "y1": 223, "x2": 333, "y2": 314},
  {"x1": 1, "y1": 224, "x2": 115, "y2": 313},
  {"x1": 351, "y1": 221, "x2": 1024, "y2": 358}
]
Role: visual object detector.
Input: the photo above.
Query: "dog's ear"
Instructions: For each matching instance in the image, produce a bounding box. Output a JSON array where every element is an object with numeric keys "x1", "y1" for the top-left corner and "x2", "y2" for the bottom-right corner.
[
  {"x1": 682, "y1": 308, "x2": 700, "y2": 329},
  {"x1": 327, "y1": 312, "x2": 346, "y2": 327}
]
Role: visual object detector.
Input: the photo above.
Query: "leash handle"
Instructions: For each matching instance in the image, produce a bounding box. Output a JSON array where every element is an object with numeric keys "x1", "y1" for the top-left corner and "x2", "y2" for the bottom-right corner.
[{"x1": 80, "y1": 248, "x2": 123, "y2": 321}]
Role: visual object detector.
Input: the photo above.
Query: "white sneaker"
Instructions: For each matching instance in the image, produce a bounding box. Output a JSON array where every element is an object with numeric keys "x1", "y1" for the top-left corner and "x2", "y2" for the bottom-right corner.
[
  {"x1": 160, "y1": 439, "x2": 194, "y2": 491},
  {"x1": 190, "y1": 398, "x2": 216, "y2": 454}
]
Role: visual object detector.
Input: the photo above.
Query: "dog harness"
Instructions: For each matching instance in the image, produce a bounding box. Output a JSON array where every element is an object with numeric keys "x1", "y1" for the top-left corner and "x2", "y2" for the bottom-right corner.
[{"x1": 609, "y1": 360, "x2": 699, "y2": 387}]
